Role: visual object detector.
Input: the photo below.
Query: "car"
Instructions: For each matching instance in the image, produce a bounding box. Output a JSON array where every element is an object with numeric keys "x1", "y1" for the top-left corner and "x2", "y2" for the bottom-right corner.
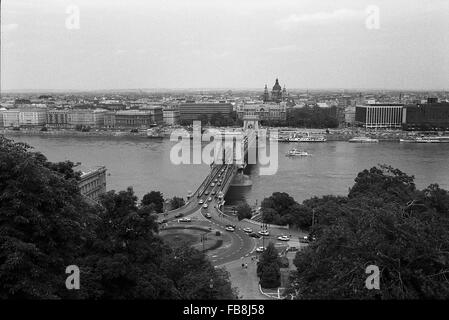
[
  {"x1": 277, "y1": 235, "x2": 290, "y2": 241},
  {"x1": 225, "y1": 226, "x2": 235, "y2": 232},
  {"x1": 211, "y1": 183, "x2": 215, "y2": 187},
  {"x1": 179, "y1": 217, "x2": 191, "y2": 223},
  {"x1": 243, "y1": 227, "x2": 253, "y2": 233},
  {"x1": 214, "y1": 179, "x2": 218, "y2": 183},
  {"x1": 249, "y1": 233, "x2": 261, "y2": 238},
  {"x1": 205, "y1": 213, "x2": 212, "y2": 219},
  {"x1": 198, "y1": 199, "x2": 204, "y2": 205},
  {"x1": 211, "y1": 190, "x2": 217, "y2": 195},
  {"x1": 258, "y1": 230, "x2": 269, "y2": 236},
  {"x1": 226, "y1": 224, "x2": 237, "y2": 229},
  {"x1": 202, "y1": 203, "x2": 208, "y2": 209},
  {"x1": 207, "y1": 197, "x2": 212, "y2": 202},
  {"x1": 218, "y1": 182, "x2": 222, "y2": 186},
  {"x1": 204, "y1": 191, "x2": 209, "y2": 195},
  {"x1": 174, "y1": 213, "x2": 184, "y2": 218},
  {"x1": 255, "y1": 247, "x2": 265, "y2": 253}
]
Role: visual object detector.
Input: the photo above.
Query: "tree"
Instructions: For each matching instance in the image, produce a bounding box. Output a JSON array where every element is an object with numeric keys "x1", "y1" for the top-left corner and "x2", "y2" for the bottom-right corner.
[
  {"x1": 141, "y1": 191, "x2": 164, "y2": 213},
  {"x1": 198, "y1": 114, "x2": 209, "y2": 126},
  {"x1": 285, "y1": 165, "x2": 449, "y2": 299},
  {"x1": 0, "y1": 137, "x2": 95, "y2": 299},
  {"x1": 161, "y1": 245, "x2": 237, "y2": 299},
  {"x1": 78, "y1": 187, "x2": 179, "y2": 299},
  {"x1": 261, "y1": 192, "x2": 298, "y2": 226},
  {"x1": 0, "y1": 137, "x2": 236, "y2": 299},
  {"x1": 170, "y1": 196, "x2": 185, "y2": 210},
  {"x1": 236, "y1": 202, "x2": 252, "y2": 221},
  {"x1": 257, "y1": 243, "x2": 281, "y2": 289}
]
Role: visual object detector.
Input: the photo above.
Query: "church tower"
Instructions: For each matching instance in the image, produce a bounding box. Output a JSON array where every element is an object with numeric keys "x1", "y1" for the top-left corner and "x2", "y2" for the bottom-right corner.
[
  {"x1": 271, "y1": 78, "x2": 282, "y2": 103},
  {"x1": 263, "y1": 84, "x2": 270, "y2": 102}
]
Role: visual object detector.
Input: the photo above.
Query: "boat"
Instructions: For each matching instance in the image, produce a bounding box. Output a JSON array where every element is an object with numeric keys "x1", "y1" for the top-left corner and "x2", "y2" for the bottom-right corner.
[
  {"x1": 289, "y1": 132, "x2": 327, "y2": 142},
  {"x1": 146, "y1": 128, "x2": 164, "y2": 139},
  {"x1": 399, "y1": 136, "x2": 449, "y2": 143},
  {"x1": 285, "y1": 148, "x2": 310, "y2": 157},
  {"x1": 296, "y1": 136, "x2": 327, "y2": 142},
  {"x1": 348, "y1": 137, "x2": 379, "y2": 143}
]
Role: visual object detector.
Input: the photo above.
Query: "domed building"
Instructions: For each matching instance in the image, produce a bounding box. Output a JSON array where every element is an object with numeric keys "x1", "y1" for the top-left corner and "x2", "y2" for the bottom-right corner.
[{"x1": 263, "y1": 78, "x2": 288, "y2": 103}]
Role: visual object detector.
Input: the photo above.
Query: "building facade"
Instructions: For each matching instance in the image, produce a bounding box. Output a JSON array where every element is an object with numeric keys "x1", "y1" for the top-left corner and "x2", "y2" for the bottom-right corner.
[
  {"x1": 68, "y1": 109, "x2": 106, "y2": 128},
  {"x1": 113, "y1": 109, "x2": 162, "y2": 128},
  {"x1": 104, "y1": 111, "x2": 116, "y2": 128},
  {"x1": 236, "y1": 103, "x2": 287, "y2": 122},
  {"x1": 179, "y1": 102, "x2": 233, "y2": 122},
  {"x1": 344, "y1": 106, "x2": 356, "y2": 126},
  {"x1": 76, "y1": 166, "x2": 107, "y2": 203},
  {"x1": 138, "y1": 106, "x2": 164, "y2": 124},
  {"x1": 355, "y1": 104, "x2": 404, "y2": 129},
  {"x1": 163, "y1": 109, "x2": 180, "y2": 125},
  {"x1": 0, "y1": 108, "x2": 5, "y2": 128},
  {"x1": 47, "y1": 109, "x2": 69, "y2": 127},
  {"x1": 18, "y1": 108, "x2": 47, "y2": 127},
  {"x1": 403, "y1": 99, "x2": 449, "y2": 131},
  {"x1": 2, "y1": 109, "x2": 20, "y2": 127}
]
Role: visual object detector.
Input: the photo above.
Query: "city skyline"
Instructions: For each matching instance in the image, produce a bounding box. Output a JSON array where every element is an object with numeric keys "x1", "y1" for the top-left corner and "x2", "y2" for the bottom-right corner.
[{"x1": 1, "y1": 0, "x2": 449, "y2": 91}]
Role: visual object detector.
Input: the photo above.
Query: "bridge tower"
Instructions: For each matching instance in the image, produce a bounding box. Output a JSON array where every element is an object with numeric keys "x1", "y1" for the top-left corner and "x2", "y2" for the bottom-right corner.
[{"x1": 242, "y1": 115, "x2": 260, "y2": 131}]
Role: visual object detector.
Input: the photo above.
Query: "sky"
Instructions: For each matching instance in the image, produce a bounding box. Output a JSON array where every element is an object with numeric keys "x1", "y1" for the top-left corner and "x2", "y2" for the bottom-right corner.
[{"x1": 1, "y1": 0, "x2": 449, "y2": 91}]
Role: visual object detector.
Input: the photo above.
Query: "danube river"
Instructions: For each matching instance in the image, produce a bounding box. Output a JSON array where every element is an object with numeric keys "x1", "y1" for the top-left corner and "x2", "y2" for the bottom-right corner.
[{"x1": 6, "y1": 134, "x2": 449, "y2": 205}]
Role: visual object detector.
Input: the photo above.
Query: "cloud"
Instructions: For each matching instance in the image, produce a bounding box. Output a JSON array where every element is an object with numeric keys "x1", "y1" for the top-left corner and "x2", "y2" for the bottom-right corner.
[
  {"x1": 277, "y1": 8, "x2": 364, "y2": 30},
  {"x1": 267, "y1": 45, "x2": 300, "y2": 53},
  {"x1": 1, "y1": 23, "x2": 19, "y2": 33}
]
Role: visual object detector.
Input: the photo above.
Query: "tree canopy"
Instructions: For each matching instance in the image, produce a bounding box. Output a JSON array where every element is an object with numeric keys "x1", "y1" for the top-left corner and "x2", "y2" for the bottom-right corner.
[
  {"x1": 285, "y1": 165, "x2": 449, "y2": 299},
  {"x1": 0, "y1": 136, "x2": 236, "y2": 299}
]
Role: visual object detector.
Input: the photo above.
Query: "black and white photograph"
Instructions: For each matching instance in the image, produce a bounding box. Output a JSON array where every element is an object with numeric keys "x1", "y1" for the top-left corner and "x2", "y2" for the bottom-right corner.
[{"x1": 1, "y1": 0, "x2": 449, "y2": 312}]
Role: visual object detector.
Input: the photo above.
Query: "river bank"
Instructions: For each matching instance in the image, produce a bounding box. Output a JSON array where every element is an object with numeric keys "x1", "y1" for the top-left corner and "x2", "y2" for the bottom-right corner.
[{"x1": 2, "y1": 127, "x2": 447, "y2": 142}]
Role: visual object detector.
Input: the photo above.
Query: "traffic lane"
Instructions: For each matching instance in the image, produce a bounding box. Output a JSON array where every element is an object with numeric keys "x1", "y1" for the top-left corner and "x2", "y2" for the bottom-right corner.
[{"x1": 207, "y1": 206, "x2": 256, "y2": 266}]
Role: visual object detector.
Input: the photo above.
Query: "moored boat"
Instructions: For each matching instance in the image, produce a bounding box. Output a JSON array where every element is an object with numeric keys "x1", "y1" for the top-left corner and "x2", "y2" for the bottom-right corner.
[{"x1": 348, "y1": 136, "x2": 379, "y2": 143}]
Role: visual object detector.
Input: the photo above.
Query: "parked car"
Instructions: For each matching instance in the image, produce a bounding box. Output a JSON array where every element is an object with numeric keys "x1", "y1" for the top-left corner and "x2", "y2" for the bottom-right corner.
[
  {"x1": 277, "y1": 235, "x2": 290, "y2": 241},
  {"x1": 207, "y1": 197, "x2": 212, "y2": 202},
  {"x1": 243, "y1": 227, "x2": 253, "y2": 233},
  {"x1": 225, "y1": 226, "x2": 235, "y2": 232},
  {"x1": 258, "y1": 230, "x2": 269, "y2": 236},
  {"x1": 226, "y1": 224, "x2": 237, "y2": 229},
  {"x1": 198, "y1": 199, "x2": 204, "y2": 204},
  {"x1": 202, "y1": 203, "x2": 208, "y2": 209},
  {"x1": 256, "y1": 247, "x2": 265, "y2": 253},
  {"x1": 179, "y1": 217, "x2": 191, "y2": 223},
  {"x1": 211, "y1": 190, "x2": 217, "y2": 195},
  {"x1": 205, "y1": 213, "x2": 212, "y2": 219}
]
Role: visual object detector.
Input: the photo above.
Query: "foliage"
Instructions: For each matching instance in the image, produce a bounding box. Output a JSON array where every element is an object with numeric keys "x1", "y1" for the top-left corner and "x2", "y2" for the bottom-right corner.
[
  {"x1": 162, "y1": 245, "x2": 237, "y2": 299},
  {"x1": 0, "y1": 136, "x2": 95, "y2": 298},
  {"x1": 285, "y1": 165, "x2": 449, "y2": 299},
  {"x1": 286, "y1": 106, "x2": 339, "y2": 128},
  {"x1": 261, "y1": 192, "x2": 298, "y2": 226},
  {"x1": 257, "y1": 243, "x2": 281, "y2": 289},
  {"x1": 141, "y1": 191, "x2": 164, "y2": 213},
  {"x1": 170, "y1": 197, "x2": 185, "y2": 210},
  {"x1": 0, "y1": 137, "x2": 236, "y2": 299},
  {"x1": 236, "y1": 202, "x2": 252, "y2": 221}
]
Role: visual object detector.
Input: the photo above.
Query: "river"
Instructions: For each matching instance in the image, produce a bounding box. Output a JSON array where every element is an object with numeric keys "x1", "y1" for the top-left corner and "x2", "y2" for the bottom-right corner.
[{"x1": 5, "y1": 134, "x2": 449, "y2": 206}]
